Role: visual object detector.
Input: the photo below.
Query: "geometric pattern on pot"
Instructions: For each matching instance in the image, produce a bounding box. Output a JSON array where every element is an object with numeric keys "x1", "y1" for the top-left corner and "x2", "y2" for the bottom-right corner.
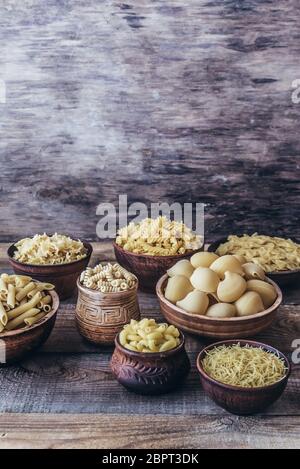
[{"x1": 77, "y1": 297, "x2": 139, "y2": 326}]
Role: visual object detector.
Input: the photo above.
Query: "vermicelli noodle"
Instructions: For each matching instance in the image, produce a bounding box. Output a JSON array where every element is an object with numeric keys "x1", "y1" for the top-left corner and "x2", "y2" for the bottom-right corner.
[{"x1": 202, "y1": 344, "x2": 287, "y2": 388}]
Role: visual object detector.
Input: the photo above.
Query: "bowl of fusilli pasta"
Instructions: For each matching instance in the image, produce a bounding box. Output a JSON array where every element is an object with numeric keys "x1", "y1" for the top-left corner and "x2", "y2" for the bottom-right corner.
[{"x1": 113, "y1": 216, "x2": 204, "y2": 291}]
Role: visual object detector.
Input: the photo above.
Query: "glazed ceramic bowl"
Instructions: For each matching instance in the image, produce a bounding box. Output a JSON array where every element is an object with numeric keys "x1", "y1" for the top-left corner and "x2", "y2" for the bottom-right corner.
[
  {"x1": 0, "y1": 288, "x2": 59, "y2": 364},
  {"x1": 113, "y1": 241, "x2": 204, "y2": 292},
  {"x1": 110, "y1": 331, "x2": 190, "y2": 395},
  {"x1": 8, "y1": 241, "x2": 93, "y2": 300},
  {"x1": 208, "y1": 237, "x2": 300, "y2": 288},
  {"x1": 197, "y1": 340, "x2": 291, "y2": 415},
  {"x1": 156, "y1": 274, "x2": 282, "y2": 339},
  {"x1": 76, "y1": 277, "x2": 140, "y2": 345}
]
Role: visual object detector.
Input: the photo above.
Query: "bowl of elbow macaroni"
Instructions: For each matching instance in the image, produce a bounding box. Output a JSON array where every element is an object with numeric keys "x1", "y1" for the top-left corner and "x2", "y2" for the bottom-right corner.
[
  {"x1": 113, "y1": 216, "x2": 204, "y2": 292},
  {"x1": 7, "y1": 233, "x2": 93, "y2": 300},
  {"x1": 0, "y1": 273, "x2": 59, "y2": 364},
  {"x1": 110, "y1": 318, "x2": 191, "y2": 395}
]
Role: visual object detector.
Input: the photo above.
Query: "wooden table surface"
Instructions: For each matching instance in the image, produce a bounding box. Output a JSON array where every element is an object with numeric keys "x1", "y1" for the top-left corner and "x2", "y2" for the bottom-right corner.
[{"x1": 0, "y1": 242, "x2": 299, "y2": 449}]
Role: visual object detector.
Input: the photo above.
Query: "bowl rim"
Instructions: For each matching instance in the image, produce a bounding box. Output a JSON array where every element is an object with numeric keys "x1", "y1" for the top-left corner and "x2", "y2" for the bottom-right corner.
[
  {"x1": 7, "y1": 240, "x2": 93, "y2": 269},
  {"x1": 0, "y1": 286, "x2": 60, "y2": 338},
  {"x1": 114, "y1": 328, "x2": 186, "y2": 358},
  {"x1": 207, "y1": 236, "x2": 300, "y2": 275},
  {"x1": 156, "y1": 273, "x2": 282, "y2": 322},
  {"x1": 76, "y1": 272, "x2": 139, "y2": 295},
  {"x1": 112, "y1": 240, "x2": 204, "y2": 260},
  {"x1": 196, "y1": 339, "x2": 291, "y2": 392}
]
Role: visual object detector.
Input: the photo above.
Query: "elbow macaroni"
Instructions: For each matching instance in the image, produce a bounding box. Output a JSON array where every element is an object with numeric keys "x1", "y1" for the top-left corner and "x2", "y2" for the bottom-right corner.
[{"x1": 119, "y1": 318, "x2": 181, "y2": 353}]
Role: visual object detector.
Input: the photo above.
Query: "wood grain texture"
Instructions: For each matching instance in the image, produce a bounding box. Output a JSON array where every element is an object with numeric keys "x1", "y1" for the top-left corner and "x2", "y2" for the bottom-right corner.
[
  {"x1": 0, "y1": 413, "x2": 299, "y2": 449},
  {"x1": 0, "y1": 1, "x2": 300, "y2": 241}
]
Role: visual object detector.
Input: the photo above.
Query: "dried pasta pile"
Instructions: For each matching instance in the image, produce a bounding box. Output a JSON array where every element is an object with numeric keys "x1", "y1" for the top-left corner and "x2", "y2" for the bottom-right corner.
[
  {"x1": 116, "y1": 216, "x2": 203, "y2": 255},
  {"x1": 80, "y1": 262, "x2": 137, "y2": 292},
  {"x1": 13, "y1": 233, "x2": 87, "y2": 265},
  {"x1": 202, "y1": 344, "x2": 287, "y2": 388},
  {"x1": 216, "y1": 234, "x2": 300, "y2": 272},
  {"x1": 0, "y1": 274, "x2": 54, "y2": 332},
  {"x1": 119, "y1": 318, "x2": 181, "y2": 352}
]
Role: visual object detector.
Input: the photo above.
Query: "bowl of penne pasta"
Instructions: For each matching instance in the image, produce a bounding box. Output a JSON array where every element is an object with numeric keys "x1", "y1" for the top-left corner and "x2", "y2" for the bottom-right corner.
[
  {"x1": 0, "y1": 273, "x2": 59, "y2": 364},
  {"x1": 7, "y1": 234, "x2": 93, "y2": 300}
]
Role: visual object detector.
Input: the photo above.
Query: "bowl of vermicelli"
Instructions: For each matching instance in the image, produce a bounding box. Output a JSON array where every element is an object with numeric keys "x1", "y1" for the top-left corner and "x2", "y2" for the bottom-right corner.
[{"x1": 196, "y1": 340, "x2": 290, "y2": 415}]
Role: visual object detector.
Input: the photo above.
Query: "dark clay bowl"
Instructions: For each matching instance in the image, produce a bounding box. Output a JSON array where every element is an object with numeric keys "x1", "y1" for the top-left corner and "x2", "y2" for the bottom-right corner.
[
  {"x1": 197, "y1": 339, "x2": 291, "y2": 415},
  {"x1": 208, "y1": 237, "x2": 300, "y2": 288},
  {"x1": 156, "y1": 274, "x2": 282, "y2": 339},
  {"x1": 110, "y1": 331, "x2": 190, "y2": 395},
  {"x1": 113, "y1": 241, "x2": 204, "y2": 292},
  {"x1": 7, "y1": 241, "x2": 93, "y2": 300},
  {"x1": 0, "y1": 288, "x2": 59, "y2": 365}
]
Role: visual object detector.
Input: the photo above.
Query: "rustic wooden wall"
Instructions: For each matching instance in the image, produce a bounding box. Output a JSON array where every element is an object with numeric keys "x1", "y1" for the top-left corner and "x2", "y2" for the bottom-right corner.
[{"x1": 0, "y1": 0, "x2": 299, "y2": 242}]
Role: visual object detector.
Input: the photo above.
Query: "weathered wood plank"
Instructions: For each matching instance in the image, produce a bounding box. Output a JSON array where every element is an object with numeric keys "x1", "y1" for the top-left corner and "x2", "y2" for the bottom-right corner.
[
  {"x1": 0, "y1": 1, "x2": 300, "y2": 242},
  {"x1": 0, "y1": 413, "x2": 299, "y2": 449},
  {"x1": 0, "y1": 350, "x2": 298, "y2": 416}
]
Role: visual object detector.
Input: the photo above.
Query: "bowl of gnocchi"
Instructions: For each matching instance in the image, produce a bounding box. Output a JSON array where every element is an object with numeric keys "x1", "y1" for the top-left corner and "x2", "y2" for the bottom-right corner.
[{"x1": 156, "y1": 252, "x2": 282, "y2": 339}]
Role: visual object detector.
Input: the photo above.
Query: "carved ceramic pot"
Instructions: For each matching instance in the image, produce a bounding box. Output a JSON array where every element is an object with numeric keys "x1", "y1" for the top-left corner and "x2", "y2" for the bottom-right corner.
[
  {"x1": 75, "y1": 278, "x2": 140, "y2": 345},
  {"x1": 110, "y1": 332, "x2": 191, "y2": 395}
]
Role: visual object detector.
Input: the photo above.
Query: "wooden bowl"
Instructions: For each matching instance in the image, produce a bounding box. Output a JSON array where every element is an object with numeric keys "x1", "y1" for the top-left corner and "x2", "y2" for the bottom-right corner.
[
  {"x1": 75, "y1": 277, "x2": 140, "y2": 345},
  {"x1": 208, "y1": 237, "x2": 300, "y2": 288},
  {"x1": 7, "y1": 242, "x2": 93, "y2": 300},
  {"x1": 110, "y1": 331, "x2": 190, "y2": 395},
  {"x1": 113, "y1": 241, "x2": 204, "y2": 292},
  {"x1": 196, "y1": 340, "x2": 291, "y2": 415},
  {"x1": 0, "y1": 289, "x2": 59, "y2": 364},
  {"x1": 156, "y1": 274, "x2": 282, "y2": 339}
]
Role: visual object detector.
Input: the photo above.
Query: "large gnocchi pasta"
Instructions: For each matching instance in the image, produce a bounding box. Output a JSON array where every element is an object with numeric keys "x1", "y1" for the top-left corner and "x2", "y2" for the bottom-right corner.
[{"x1": 164, "y1": 252, "x2": 278, "y2": 318}]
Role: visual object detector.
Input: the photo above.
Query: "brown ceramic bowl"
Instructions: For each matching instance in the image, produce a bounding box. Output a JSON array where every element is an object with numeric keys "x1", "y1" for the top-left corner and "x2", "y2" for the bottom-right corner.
[
  {"x1": 113, "y1": 241, "x2": 204, "y2": 292},
  {"x1": 0, "y1": 288, "x2": 59, "y2": 365},
  {"x1": 7, "y1": 241, "x2": 93, "y2": 300},
  {"x1": 156, "y1": 274, "x2": 282, "y2": 339},
  {"x1": 208, "y1": 237, "x2": 300, "y2": 288},
  {"x1": 76, "y1": 277, "x2": 140, "y2": 345},
  {"x1": 110, "y1": 331, "x2": 190, "y2": 395},
  {"x1": 197, "y1": 340, "x2": 291, "y2": 415}
]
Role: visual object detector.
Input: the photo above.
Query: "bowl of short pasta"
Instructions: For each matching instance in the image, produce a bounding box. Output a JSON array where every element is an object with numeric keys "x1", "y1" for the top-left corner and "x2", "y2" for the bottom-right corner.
[
  {"x1": 156, "y1": 274, "x2": 282, "y2": 339},
  {"x1": 113, "y1": 216, "x2": 204, "y2": 292},
  {"x1": 110, "y1": 318, "x2": 191, "y2": 395},
  {"x1": 7, "y1": 234, "x2": 93, "y2": 300},
  {"x1": 196, "y1": 340, "x2": 291, "y2": 415},
  {"x1": 208, "y1": 235, "x2": 300, "y2": 288},
  {"x1": 0, "y1": 274, "x2": 59, "y2": 364}
]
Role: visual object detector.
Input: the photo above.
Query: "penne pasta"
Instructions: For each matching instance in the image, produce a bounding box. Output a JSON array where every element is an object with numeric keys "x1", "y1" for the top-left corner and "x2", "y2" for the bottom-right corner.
[
  {"x1": 6, "y1": 308, "x2": 41, "y2": 331},
  {"x1": 7, "y1": 284, "x2": 16, "y2": 309},
  {"x1": 0, "y1": 301, "x2": 8, "y2": 326},
  {"x1": 7, "y1": 292, "x2": 42, "y2": 320},
  {"x1": 16, "y1": 282, "x2": 36, "y2": 302},
  {"x1": 0, "y1": 278, "x2": 7, "y2": 293},
  {"x1": 24, "y1": 312, "x2": 45, "y2": 327},
  {"x1": 0, "y1": 274, "x2": 54, "y2": 334}
]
